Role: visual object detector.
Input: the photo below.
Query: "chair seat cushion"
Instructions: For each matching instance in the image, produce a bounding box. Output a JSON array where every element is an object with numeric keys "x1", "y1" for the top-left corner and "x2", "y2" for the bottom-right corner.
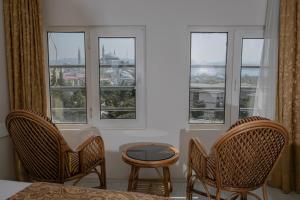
[
  {"x1": 206, "y1": 156, "x2": 216, "y2": 181},
  {"x1": 206, "y1": 155, "x2": 216, "y2": 181},
  {"x1": 65, "y1": 152, "x2": 80, "y2": 178}
]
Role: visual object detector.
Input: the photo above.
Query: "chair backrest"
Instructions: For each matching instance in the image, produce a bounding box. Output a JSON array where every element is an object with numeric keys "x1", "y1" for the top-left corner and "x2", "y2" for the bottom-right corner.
[
  {"x1": 213, "y1": 117, "x2": 288, "y2": 189},
  {"x1": 228, "y1": 116, "x2": 269, "y2": 130},
  {"x1": 6, "y1": 110, "x2": 67, "y2": 182}
]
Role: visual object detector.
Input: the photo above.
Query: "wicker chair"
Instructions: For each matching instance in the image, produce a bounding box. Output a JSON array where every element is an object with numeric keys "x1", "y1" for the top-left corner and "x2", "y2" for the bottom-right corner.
[
  {"x1": 6, "y1": 110, "x2": 106, "y2": 189},
  {"x1": 186, "y1": 116, "x2": 289, "y2": 200}
]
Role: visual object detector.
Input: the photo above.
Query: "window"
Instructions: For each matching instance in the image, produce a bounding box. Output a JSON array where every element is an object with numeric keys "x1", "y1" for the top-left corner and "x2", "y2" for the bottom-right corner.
[
  {"x1": 189, "y1": 33, "x2": 227, "y2": 124},
  {"x1": 47, "y1": 27, "x2": 145, "y2": 128},
  {"x1": 99, "y1": 38, "x2": 136, "y2": 119},
  {"x1": 47, "y1": 32, "x2": 87, "y2": 123},
  {"x1": 188, "y1": 27, "x2": 264, "y2": 127},
  {"x1": 239, "y1": 39, "x2": 264, "y2": 118}
]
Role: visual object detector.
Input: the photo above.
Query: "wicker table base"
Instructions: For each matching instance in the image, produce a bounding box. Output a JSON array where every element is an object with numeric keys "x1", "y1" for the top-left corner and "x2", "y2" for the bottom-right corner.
[
  {"x1": 122, "y1": 143, "x2": 179, "y2": 197},
  {"x1": 128, "y1": 167, "x2": 172, "y2": 196}
]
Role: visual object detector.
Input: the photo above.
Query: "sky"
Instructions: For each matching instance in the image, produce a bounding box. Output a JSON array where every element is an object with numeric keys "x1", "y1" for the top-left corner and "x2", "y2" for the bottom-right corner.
[
  {"x1": 191, "y1": 33, "x2": 263, "y2": 66},
  {"x1": 191, "y1": 33, "x2": 227, "y2": 65},
  {"x1": 48, "y1": 32, "x2": 135, "y2": 64},
  {"x1": 242, "y1": 39, "x2": 264, "y2": 66},
  {"x1": 99, "y1": 38, "x2": 135, "y2": 60},
  {"x1": 48, "y1": 32, "x2": 85, "y2": 63},
  {"x1": 48, "y1": 32, "x2": 263, "y2": 67}
]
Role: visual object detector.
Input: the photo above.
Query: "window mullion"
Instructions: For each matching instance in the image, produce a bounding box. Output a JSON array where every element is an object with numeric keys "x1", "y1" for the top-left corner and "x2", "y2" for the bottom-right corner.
[
  {"x1": 230, "y1": 30, "x2": 243, "y2": 125},
  {"x1": 86, "y1": 30, "x2": 93, "y2": 122},
  {"x1": 224, "y1": 29, "x2": 235, "y2": 129}
]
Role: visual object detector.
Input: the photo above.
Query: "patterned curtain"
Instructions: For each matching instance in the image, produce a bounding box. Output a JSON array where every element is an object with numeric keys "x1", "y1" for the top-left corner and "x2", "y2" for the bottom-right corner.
[
  {"x1": 268, "y1": 0, "x2": 300, "y2": 193},
  {"x1": 3, "y1": 0, "x2": 46, "y2": 180},
  {"x1": 3, "y1": 0, "x2": 46, "y2": 113}
]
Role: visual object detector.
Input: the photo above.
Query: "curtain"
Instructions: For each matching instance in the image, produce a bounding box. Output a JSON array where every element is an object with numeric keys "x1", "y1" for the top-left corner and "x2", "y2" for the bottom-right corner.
[
  {"x1": 3, "y1": 0, "x2": 46, "y2": 113},
  {"x1": 3, "y1": 0, "x2": 46, "y2": 180},
  {"x1": 268, "y1": 0, "x2": 300, "y2": 193},
  {"x1": 253, "y1": 0, "x2": 280, "y2": 119}
]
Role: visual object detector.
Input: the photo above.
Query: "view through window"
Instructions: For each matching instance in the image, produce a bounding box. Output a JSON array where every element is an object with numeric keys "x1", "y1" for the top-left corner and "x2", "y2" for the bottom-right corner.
[
  {"x1": 99, "y1": 38, "x2": 136, "y2": 119},
  {"x1": 47, "y1": 32, "x2": 87, "y2": 123},
  {"x1": 189, "y1": 33, "x2": 227, "y2": 123},
  {"x1": 46, "y1": 28, "x2": 262, "y2": 126},
  {"x1": 239, "y1": 38, "x2": 264, "y2": 118}
]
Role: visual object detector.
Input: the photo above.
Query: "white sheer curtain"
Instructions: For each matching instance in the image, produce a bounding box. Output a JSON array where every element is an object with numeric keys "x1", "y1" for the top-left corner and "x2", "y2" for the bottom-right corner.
[{"x1": 253, "y1": 0, "x2": 280, "y2": 119}]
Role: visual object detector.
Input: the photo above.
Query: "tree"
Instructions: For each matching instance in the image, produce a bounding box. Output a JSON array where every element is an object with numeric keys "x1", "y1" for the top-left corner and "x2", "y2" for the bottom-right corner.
[
  {"x1": 214, "y1": 111, "x2": 224, "y2": 121},
  {"x1": 57, "y1": 68, "x2": 65, "y2": 86},
  {"x1": 100, "y1": 89, "x2": 135, "y2": 119},
  {"x1": 50, "y1": 68, "x2": 57, "y2": 86},
  {"x1": 70, "y1": 90, "x2": 86, "y2": 108}
]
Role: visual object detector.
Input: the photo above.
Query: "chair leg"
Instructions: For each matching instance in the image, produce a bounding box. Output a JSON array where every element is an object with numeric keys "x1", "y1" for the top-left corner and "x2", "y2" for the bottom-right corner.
[
  {"x1": 100, "y1": 160, "x2": 107, "y2": 189},
  {"x1": 91, "y1": 160, "x2": 106, "y2": 189},
  {"x1": 187, "y1": 192, "x2": 193, "y2": 200},
  {"x1": 186, "y1": 165, "x2": 193, "y2": 200},
  {"x1": 240, "y1": 192, "x2": 247, "y2": 200},
  {"x1": 186, "y1": 168, "x2": 212, "y2": 200},
  {"x1": 262, "y1": 184, "x2": 268, "y2": 200},
  {"x1": 216, "y1": 188, "x2": 221, "y2": 200}
]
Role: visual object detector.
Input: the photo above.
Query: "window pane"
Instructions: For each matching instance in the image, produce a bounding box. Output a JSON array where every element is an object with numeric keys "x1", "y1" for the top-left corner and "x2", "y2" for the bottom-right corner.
[
  {"x1": 48, "y1": 32, "x2": 87, "y2": 123},
  {"x1": 100, "y1": 88, "x2": 135, "y2": 110},
  {"x1": 189, "y1": 33, "x2": 227, "y2": 123},
  {"x1": 99, "y1": 38, "x2": 136, "y2": 119},
  {"x1": 100, "y1": 68, "x2": 135, "y2": 86},
  {"x1": 239, "y1": 39, "x2": 264, "y2": 118},
  {"x1": 242, "y1": 39, "x2": 264, "y2": 66},
  {"x1": 191, "y1": 67, "x2": 225, "y2": 87},
  {"x1": 49, "y1": 67, "x2": 86, "y2": 87}
]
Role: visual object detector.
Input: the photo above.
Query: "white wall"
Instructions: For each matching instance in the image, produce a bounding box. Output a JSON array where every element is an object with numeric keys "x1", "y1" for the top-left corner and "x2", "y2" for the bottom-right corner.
[
  {"x1": 44, "y1": 0, "x2": 267, "y2": 180},
  {"x1": 0, "y1": 0, "x2": 267, "y2": 180},
  {"x1": 0, "y1": 0, "x2": 15, "y2": 179}
]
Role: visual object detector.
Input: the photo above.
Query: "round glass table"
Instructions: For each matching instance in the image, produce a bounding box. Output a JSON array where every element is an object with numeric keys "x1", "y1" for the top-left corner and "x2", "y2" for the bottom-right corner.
[{"x1": 122, "y1": 143, "x2": 179, "y2": 197}]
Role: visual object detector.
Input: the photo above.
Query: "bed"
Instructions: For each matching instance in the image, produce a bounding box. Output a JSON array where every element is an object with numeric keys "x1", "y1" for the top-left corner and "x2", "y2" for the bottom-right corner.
[
  {"x1": 0, "y1": 180, "x2": 31, "y2": 200},
  {"x1": 0, "y1": 180, "x2": 168, "y2": 200}
]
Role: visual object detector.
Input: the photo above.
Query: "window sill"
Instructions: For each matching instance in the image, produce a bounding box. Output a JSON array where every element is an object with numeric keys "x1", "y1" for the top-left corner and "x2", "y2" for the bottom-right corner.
[
  {"x1": 187, "y1": 123, "x2": 228, "y2": 131},
  {"x1": 56, "y1": 123, "x2": 90, "y2": 131},
  {"x1": 56, "y1": 122, "x2": 146, "y2": 131}
]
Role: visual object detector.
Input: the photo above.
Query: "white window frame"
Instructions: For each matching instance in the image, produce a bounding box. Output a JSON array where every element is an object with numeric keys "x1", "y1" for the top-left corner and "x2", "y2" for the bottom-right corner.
[
  {"x1": 45, "y1": 26, "x2": 146, "y2": 130},
  {"x1": 45, "y1": 27, "x2": 91, "y2": 130},
  {"x1": 90, "y1": 26, "x2": 146, "y2": 129},
  {"x1": 188, "y1": 26, "x2": 234, "y2": 130},
  {"x1": 188, "y1": 26, "x2": 264, "y2": 130},
  {"x1": 231, "y1": 29, "x2": 264, "y2": 124}
]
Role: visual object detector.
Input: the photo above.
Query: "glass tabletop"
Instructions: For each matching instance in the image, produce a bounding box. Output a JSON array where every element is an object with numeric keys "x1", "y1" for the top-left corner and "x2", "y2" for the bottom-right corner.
[{"x1": 126, "y1": 144, "x2": 176, "y2": 161}]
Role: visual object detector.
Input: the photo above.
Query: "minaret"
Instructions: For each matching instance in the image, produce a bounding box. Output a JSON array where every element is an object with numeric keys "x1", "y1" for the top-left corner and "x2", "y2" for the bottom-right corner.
[{"x1": 77, "y1": 48, "x2": 81, "y2": 64}]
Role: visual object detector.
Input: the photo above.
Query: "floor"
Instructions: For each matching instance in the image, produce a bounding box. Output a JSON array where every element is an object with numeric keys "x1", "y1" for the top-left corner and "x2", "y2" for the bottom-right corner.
[{"x1": 76, "y1": 179, "x2": 300, "y2": 200}]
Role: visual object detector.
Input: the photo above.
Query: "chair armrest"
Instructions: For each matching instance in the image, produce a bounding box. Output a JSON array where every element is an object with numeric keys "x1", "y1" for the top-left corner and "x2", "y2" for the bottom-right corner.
[
  {"x1": 188, "y1": 138, "x2": 208, "y2": 178},
  {"x1": 76, "y1": 135, "x2": 105, "y2": 172}
]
